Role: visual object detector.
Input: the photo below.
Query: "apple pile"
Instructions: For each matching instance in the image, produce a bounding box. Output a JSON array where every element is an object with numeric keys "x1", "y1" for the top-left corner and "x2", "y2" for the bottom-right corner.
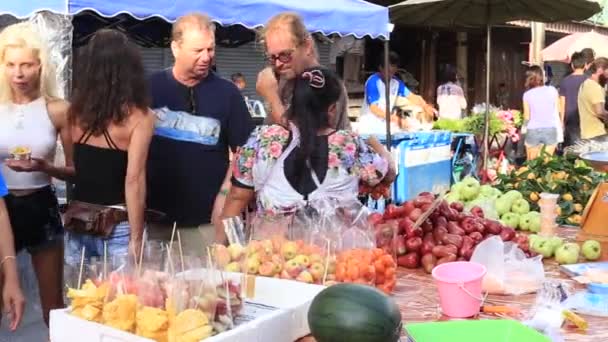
[
  {"x1": 530, "y1": 235, "x2": 602, "y2": 265},
  {"x1": 214, "y1": 239, "x2": 333, "y2": 285},
  {"x1": 371, "y1": 192, "x2": 533, "y2": 273}
]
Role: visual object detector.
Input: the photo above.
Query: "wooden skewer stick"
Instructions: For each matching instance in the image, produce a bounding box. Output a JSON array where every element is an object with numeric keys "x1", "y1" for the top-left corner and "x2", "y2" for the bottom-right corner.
[
  {"x1": 78, "y1": 246, "x2": 86, "y2": 289},
  {"x1": 169, "y1": 222, "x2": 177, "y2": 252},
  {"x1": 322, "y1": 239, "x2": 331, "y2": 286},
  {"x1": 137, "y1": 236, "x2": 146, "y2": 277},
  {"x1": 177, "y1": 230, "x2": 185, "y2": 274},
  {"x1": 103, "y1": 241, "x2": 108, "y2": 281}
]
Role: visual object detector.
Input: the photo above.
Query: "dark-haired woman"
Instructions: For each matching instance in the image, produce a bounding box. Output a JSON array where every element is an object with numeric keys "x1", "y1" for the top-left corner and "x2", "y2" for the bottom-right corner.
[
  {"x1": 65, "y1": 29, "x2": 154, "y2": 264},
  {"x1": 437, "y1": 65, "x2": 467, "y2": 120},
  {"x1": 522, "y1": 65, "x2": 562, "y2": 160},
  {"x1": 218, "y1": 68, "x2": 389, "y2": 242}
]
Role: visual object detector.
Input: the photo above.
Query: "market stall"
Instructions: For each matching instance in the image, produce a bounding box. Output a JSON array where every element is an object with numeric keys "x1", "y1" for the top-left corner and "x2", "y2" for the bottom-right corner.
[{"x1": 389, "y1": 0, "x2": 602, "y2": 172}]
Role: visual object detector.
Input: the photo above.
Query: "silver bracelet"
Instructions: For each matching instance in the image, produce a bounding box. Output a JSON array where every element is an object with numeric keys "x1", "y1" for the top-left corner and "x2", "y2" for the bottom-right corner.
[{"x1": 0, "y1": 255, "x2": 16, "y2": 268}]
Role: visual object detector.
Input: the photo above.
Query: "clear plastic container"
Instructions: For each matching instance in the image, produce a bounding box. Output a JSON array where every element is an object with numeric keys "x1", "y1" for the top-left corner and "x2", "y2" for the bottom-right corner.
[{"x1": 538, "y1": 193, "x2": 559, "y2": 237}]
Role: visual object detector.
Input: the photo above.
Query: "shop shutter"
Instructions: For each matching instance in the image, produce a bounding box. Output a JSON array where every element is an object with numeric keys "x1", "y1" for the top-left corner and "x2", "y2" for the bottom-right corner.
[{"x1": 140, "y1": 47, "x2": 169, "y2": 75}]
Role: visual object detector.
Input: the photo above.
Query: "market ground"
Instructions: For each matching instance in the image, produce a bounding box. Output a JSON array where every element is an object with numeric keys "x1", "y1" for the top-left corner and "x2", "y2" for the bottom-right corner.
[{"x1": 0, "y1": 253, "x2": 48, "y2": 342}]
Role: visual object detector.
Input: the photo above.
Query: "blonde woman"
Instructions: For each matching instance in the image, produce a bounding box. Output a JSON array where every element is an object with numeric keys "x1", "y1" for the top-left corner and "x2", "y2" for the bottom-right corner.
[{"x1": 0, "y1": 22, "x2": 72, "y2": 326}]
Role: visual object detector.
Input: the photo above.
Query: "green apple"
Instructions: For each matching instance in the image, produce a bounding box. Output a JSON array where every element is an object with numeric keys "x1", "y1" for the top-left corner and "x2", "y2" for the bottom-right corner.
[
  {"x1": 495, "y1": 195, "x2": 514, "y2": 216},
  {"x1": 519, "y1": 213, "x2": 533, "y2": 231},
  {"x1": 445, "y1": 192, "x2": 461, "y2": 204},
  {"x1": 451, "y1": 182, "x2": 465, "y2": 195},
  {"x1": 555, "y1": 244, "x2": 580, "y2": 265},
  {"x1": 501, "y1": 212, "x2": 521, "y2": 229},
  {"x1": 460, "y1": 177, "x2": 481, "y2": 201},
  {"x1": 532, "y1": 238, "x2": 555, "y2": 258},
  {"x1": 526, "y1": 212, "x2": 541, "y2": 233},
  {"x1": 479, "y1": 185, "x2": 501, "y2": 199},
  {"x1": 548, "y1": 236, "x2": 564, "y2": 251},
  {"x1": 511, "y1": 199, "x2": 531, "y2": 215},
  {"x1": 581, "y1": 240, "x2": 602, "y2": 261},
  {"x1": 504, "y1": 190, "x2": 523, "y2": 201},
  {"x1": 529, "y1": 234, "x2": 540, "y2": 246}
]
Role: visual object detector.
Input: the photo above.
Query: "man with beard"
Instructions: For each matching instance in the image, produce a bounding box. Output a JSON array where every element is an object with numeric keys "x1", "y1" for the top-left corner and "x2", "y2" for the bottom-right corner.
[
  {"x1": 146, "y1": 13, "x2": 253, "y2": 253},
  {"x1": 256, "y1": 13, "x2": 350, "y2": 129},
  {"x1": 559, "y1": 52, "x2": 587, "y2": 146},
  {"x1": 577, "y1": 57, "x2": 608, "y2": 140},
  {"x1": 256, "y1": 12, "x2": 395, "y2": 181}
]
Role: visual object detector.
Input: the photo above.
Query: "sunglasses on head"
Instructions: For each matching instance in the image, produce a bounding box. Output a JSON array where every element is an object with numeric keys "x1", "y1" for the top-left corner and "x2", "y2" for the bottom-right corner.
[{"x1": 265, "y1": 49, "x2": 295, "y2": 64}]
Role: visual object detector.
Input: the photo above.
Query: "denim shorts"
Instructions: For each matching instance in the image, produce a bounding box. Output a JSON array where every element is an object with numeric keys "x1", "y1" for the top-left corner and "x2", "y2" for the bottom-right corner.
[
  {"x1": 525, "y1": 127, "x2": 558, "y2": 147},
  {"x1": 65, "y1": 221, "x2": 130, "y2": 266},
  {"x1": 4, "y1": 186, "x2": 64, "y2": 254}
]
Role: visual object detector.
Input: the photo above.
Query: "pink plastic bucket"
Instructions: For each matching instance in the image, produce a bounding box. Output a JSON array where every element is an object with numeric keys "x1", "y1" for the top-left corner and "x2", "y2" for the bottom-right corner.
[{"x1": 432, "y1": 261, "x2": 486, "y2": 318}]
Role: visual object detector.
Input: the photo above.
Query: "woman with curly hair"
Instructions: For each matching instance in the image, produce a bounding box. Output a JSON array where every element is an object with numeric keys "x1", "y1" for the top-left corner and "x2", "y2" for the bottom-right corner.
[{"x1": 65, "y1": 29, "x2": 155, "y2": 264}]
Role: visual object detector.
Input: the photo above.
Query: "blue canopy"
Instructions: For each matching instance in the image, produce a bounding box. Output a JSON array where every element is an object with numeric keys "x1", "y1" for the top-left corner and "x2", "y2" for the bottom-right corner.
[{"x1": 1, "y1": 0, "x2": 390, "y2": 39}]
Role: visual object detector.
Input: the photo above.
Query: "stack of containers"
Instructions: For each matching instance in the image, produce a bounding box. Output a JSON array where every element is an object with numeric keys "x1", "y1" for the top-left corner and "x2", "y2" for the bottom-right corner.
[
  {"x1": 539, "y1": 193, "x2": 559, "y2": 236},
  {"x1": 393, "y1": 131, "x2": 453, "y2": 204}
]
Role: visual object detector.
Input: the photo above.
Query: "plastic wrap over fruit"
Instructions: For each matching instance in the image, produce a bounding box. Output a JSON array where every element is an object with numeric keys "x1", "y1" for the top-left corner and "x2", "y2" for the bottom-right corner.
[
  {"x1": 464, "y1": 198, "x2": 499, "y2": 221},
  {"x1": 471, "y1": 236, "x2": 545, "y2": 295}
]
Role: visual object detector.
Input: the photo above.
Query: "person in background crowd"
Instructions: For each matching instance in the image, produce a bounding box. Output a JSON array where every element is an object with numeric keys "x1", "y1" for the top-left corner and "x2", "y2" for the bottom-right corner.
[
  {"x1": 146, "y1": 13, "x2": 253, "y2": 254},
  {"x1": 581, "y1": 48, "x2": 595, "y2": 77},
  {"x1": 578, "y1": 57, "x2": 608, "y2": 140},
  {"x1": 255, "y1": 12, "x2": 394, "y2": 185},
  {"x1": 436, "y1": 65, "x2": 467, "y2": 120},
  {"x1": 0, "y1": 171, "x2": 25, "y2": 332},
  {"x1": 522, "y1": 65, "x2": 562, "y2": 159},
  {"x1": 219, "y1": 67, "x2": 390, "y2": 243},
  {"x1": 559, "y1": 52, "x2": 587, "y2": 146},
  {"x1": 360, "y1": 51, "x2": 435, "y2": 131},
  {"x1": 231, "y1": 72, "x2": 246, "y2": 92},
  {"x1": 496, "y1": 82, "x2": 510, "y2": 109},
  {"x1": 0, "y1": 22, "x2": 70, "y2": 326},
  {"x1": 65, "y1": 29, "x2": 154, "y2": 263}
]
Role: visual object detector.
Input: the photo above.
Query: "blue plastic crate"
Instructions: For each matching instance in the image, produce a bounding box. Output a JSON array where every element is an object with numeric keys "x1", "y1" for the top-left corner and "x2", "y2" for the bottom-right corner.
[
  {"x1": 392, "y1": 160, "x2": 452, "y2": 204},
  {"x1": 391, "y1": 131, "x2": 453, "y2": 204}
]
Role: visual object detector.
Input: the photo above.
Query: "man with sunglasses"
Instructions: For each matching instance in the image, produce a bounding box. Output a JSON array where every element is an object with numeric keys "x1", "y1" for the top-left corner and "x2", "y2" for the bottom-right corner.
[
  {"x1": 256, "y1": 12, "x2": 351, "y2": 130},
  {"x1": 256, "y1": 13, "x2": 395, "y2": 181},
  {"x1": 146, "y1": 13, "x2": 253, "y2": 253}
]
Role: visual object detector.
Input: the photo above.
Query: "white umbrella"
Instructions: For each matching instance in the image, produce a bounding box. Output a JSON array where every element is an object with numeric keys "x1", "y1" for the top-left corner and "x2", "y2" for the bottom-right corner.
[{"x1": 542, "y1": 30, "x2": 608, "y2": 62}]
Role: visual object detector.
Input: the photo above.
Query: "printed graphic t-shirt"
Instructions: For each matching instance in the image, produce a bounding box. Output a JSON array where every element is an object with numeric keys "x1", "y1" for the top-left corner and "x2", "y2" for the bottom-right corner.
[{"x1": 147, "y1": 69, "x2": 254, "y2": 225}]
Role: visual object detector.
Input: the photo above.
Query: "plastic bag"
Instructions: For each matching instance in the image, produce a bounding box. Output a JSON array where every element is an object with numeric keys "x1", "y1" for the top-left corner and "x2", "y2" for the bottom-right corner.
[
  {"x1": 471, "y1": 236, "x2": 545, "y2": 295},
  {"x1": 524, "y1": 281, "x2": 571, "y2": 342}
]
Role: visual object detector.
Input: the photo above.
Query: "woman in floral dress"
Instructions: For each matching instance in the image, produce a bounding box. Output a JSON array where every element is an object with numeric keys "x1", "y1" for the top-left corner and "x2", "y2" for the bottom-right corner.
[{"x1": 218, "y1": 67, "x2": 390, "y2": 243}]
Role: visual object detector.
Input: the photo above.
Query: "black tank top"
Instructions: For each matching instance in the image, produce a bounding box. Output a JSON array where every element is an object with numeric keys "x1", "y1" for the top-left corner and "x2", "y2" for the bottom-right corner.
[{"x1": 72, "y1": 129, "x2": 128, "y2": 205}]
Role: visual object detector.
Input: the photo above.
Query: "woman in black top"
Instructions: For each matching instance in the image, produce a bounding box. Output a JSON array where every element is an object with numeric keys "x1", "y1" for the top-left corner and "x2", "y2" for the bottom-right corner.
[{"x1": 66, "y1": 29, "x2": 155, "y2": 263}]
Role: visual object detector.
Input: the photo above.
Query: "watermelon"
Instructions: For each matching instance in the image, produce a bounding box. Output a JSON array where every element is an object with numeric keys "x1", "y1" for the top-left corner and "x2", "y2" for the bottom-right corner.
[{"x1": 308, "y1": 283, "x2": 402, "y2": 342}]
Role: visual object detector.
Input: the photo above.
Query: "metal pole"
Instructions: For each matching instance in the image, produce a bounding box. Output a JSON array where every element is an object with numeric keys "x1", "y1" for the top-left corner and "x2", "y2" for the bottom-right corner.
[
  {"x1": 384, "y1": 39, "x2": 392, "y2": 150},
  {"x1": 530, "y1": 22, "x2": 546, "y2": 65},
  {"x1": 483, "y1": 24, "x2": 491, "y2": 173}
]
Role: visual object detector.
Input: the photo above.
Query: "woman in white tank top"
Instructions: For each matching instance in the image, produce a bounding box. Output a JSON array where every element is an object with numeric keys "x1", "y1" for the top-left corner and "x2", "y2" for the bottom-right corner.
[{"x1": 0, "y1": 22, "x2": 74, "y2": 328}]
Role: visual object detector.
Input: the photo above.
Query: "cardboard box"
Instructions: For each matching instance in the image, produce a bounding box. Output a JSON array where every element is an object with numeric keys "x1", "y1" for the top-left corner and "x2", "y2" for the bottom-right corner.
[
  {"x1": 578, "y1": 182, "x2": 608, "y2": 261},
  {"x1": 50, "y1": 273, "x2": 325, "y2": 342}
]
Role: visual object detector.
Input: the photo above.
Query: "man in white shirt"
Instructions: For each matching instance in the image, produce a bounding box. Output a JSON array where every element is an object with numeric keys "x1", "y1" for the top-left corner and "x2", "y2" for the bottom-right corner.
[{"x1": 359, "y1": 51, "x2": 434, "y2": 133}]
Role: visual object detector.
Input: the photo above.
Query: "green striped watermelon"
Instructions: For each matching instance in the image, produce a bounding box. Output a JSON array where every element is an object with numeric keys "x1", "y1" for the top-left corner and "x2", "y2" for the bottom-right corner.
[{"x1": 308, "y1": 283, "x2": 402, "y2": 342}]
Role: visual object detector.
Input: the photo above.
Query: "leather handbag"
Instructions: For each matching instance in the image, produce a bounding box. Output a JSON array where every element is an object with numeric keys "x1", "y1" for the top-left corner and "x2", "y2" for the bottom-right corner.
[{"x1": 63, "y1": 201, "x2": 128, "y2": 238}]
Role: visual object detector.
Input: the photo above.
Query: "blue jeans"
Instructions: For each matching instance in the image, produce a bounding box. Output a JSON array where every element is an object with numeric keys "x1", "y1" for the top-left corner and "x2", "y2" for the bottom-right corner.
[{"x1": 65, "y1": 221, "x2": 130, "y2": 266}]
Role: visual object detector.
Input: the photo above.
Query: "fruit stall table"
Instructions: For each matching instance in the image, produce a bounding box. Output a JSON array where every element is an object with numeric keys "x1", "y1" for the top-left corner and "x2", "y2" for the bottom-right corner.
[{"x1": 298, "y1": 227, "x2": 608, "y2": 342}]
